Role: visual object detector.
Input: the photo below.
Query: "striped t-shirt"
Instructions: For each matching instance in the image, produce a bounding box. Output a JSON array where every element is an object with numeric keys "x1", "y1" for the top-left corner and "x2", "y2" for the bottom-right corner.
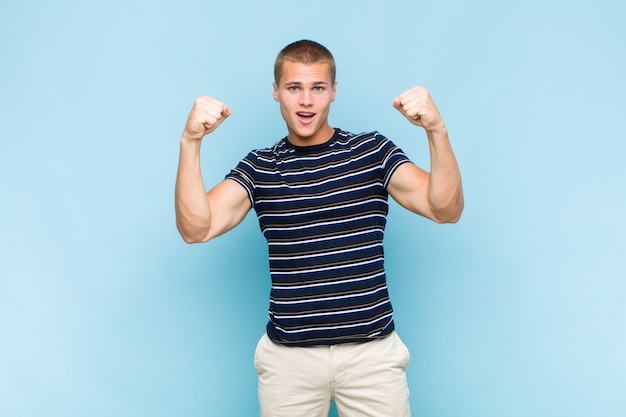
[{"x1": 226, "y1": 129, "x2": 411, "y2": 346}]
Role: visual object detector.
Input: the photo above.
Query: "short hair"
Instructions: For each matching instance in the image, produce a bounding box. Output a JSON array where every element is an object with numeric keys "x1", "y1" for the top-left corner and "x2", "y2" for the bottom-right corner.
[{"x1": 274, "y1": 40, "x2": 336, "y2": 84}]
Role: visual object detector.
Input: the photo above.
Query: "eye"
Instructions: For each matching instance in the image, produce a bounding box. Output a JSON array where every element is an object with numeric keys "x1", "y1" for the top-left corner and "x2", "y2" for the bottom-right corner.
[
  {"x1": 288, "y1": 86, "x2": 300, "y2": 92},
  {"x1": 313, "y1": 86, "x2": 325, "y2": 92}
]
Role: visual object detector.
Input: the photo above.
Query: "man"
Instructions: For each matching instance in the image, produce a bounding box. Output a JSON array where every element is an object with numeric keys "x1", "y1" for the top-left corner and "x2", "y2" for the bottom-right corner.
[{"x1": 175, "y1": 40, "x2": 463, "y2": 416}]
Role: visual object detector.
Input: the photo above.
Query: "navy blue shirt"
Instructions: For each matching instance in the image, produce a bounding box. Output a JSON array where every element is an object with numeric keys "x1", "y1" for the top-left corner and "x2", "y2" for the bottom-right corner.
[{"x1": 226, "y1": 129, "x2": 410, "y2": 346}]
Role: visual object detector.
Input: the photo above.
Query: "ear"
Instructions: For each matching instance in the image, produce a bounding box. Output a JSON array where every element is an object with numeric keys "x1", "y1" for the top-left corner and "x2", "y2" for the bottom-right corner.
[
  {"x1": 273, "y1": 82, "x2": 280, "y2": 102},
  {"x1": 331, "y1": 81, "x2": 337, "y2": 103}
]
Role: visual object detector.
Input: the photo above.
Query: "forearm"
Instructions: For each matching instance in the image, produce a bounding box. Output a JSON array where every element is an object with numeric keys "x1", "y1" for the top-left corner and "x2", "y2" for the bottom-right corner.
[
  {"x1": 175, "y1": 137, "x2": 211, "y2": 243},
  {"x1": 426, "y1": 126, "x2": 464, "y2": 223}
]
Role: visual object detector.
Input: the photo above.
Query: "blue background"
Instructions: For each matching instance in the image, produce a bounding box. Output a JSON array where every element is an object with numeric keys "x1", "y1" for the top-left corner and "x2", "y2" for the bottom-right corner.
[{"x1": 1, "y1": 1, "x2": 625, "y2": 416}]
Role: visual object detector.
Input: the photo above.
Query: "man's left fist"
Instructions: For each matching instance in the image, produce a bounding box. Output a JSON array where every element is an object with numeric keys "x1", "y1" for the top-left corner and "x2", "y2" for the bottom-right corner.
[{"x1": 393, "y1": 86, "x2": 445, "y2": 132}]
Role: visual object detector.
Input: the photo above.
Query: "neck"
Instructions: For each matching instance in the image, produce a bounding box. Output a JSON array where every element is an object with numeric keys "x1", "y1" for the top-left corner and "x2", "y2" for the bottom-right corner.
[{"x1": 288, "y1": 125, "x2": 335, "y2": 147}]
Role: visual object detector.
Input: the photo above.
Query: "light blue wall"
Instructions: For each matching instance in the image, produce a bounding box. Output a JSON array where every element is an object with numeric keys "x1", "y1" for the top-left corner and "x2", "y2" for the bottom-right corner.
[{"x1": 1, "y1": 1, "x2": 625, "y2": 416}]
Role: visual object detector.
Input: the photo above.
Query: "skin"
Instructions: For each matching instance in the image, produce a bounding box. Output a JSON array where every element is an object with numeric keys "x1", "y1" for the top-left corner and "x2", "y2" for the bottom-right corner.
[
  {"x1": 175, "y1": 61, "x2": 463, "y2": 243},
  {"x1": 388, "y1": 87, "x2": 464, "y2": 223},
  {"x1": 272, "y1": 61, "x2": 336, "y2": 147}
]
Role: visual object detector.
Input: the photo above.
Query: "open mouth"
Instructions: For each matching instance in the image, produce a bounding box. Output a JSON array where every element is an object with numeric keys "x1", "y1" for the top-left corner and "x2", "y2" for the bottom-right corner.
[{"x1": 297, "y1": 112, "x2": 315, "y2": 123}]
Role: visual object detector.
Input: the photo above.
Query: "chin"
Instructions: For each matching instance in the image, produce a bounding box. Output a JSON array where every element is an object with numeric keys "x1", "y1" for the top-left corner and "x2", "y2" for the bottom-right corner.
[{"x1": 289, "y1": 126, "x2": 315, "y2": 139}]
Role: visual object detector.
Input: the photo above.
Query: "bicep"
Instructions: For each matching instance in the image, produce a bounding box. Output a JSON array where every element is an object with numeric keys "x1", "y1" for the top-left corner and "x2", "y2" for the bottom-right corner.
[
  {"x1": 387, "y1": 162, "x2": 437, "y2": 221},
  {"x1": 204, "y1": 179, "x2": 252, "y2": 240}
]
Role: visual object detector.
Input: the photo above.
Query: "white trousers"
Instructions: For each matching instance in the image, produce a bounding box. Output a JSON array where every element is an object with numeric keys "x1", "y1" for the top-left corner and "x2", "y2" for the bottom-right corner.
[{"x1": 254, "y1": 332, "x2": 411, "y2": 417}]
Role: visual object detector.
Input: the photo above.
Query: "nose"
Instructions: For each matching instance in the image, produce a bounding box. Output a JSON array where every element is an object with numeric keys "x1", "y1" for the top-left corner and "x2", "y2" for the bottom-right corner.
[{"x1": 300, "y1": 90, "x2": 313, "y2": 106}]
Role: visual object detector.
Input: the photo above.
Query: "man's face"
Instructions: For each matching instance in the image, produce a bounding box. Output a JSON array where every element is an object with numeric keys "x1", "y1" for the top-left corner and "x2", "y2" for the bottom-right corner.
[{"x1": 273, "y1": 61, "x2": 337, "y2": 146}]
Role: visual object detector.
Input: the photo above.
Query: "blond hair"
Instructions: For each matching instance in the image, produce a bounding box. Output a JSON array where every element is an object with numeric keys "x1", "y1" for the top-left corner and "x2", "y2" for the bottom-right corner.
[{"x1": 274, "y1": 40, "x2": 336, "y2": 84}]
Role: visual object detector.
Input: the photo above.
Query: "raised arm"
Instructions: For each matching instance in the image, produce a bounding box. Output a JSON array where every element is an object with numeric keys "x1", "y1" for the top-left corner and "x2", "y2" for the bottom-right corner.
[
  {"x1": 388, "y1": 86, "x2": 464, "y2": 223},
  {"x1": 175, "y1": 96, "x2": 251, "y2": 243}
]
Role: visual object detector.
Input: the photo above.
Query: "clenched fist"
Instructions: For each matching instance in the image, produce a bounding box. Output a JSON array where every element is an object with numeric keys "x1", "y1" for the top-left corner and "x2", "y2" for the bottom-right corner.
[
  {"x1": 393, "y1": 86, "x2": 444, "y2": 133},
  {"x1": 183, "y1": 96, "x2": 232, "y2": 141}
]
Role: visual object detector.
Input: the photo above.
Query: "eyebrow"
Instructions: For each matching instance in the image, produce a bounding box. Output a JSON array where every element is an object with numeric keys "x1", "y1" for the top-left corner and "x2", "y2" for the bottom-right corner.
[{"x1": 284, "y1": 81, "x2": 329, "y2": 86}]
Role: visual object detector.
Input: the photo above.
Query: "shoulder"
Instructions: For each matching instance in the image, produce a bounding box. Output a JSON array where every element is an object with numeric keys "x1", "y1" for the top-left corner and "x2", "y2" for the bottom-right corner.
[
  {"x1": 251, "y1": 137, "x2": 292, "y2": 158},
  {"x1": 337, "y1": 130, "x2": 389, "y2": 144},
  {"x1": 239, "y1": 137, "x2": 292, "y2": 165},
  {"x1": 333, "y1": 130, "x2": 396, "y2": 154},
  {"x1": 334, "y1": 129, "x2": 385, "y2": 146}
]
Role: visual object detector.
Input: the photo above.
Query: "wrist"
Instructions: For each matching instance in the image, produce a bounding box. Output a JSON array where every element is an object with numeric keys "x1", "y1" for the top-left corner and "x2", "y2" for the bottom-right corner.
[
  {"x1": 181, "y1": 131, "x2": 204, "y2": 145},
  {"x1": 426, "y1": 123, "x2": 448, "y2": 140}
]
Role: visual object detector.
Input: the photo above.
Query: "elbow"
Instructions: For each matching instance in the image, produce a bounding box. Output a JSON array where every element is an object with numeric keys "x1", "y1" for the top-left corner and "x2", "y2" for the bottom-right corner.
[
  {"x1": 432, "y1": 208, "x2": 463, "y2": 224},
  {"x1": 176, "y1": 221, "x2": 211, "y2": 244},
  {"x1": 431, "y1": 193, "x2": 464, "y2": 224},
  {"x1": 175, "y1": 205, "x2": 213, "y2": 243},
  {"x1": 180, "y1": 234, "x2": 205, "y2": 244},
  {"x1": 180, "y1": 233, "x2": 210, "y2": 244},
  {"x1": 443, "y1": 207, "x2": 463, "y2": 224},
  {"x1": 447, "y1": 199, "x2": 465, "y2": 223}
]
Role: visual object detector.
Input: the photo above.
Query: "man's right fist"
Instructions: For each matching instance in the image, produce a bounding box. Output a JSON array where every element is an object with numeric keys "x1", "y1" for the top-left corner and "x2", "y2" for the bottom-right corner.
[{"x1": 183, "y1": 96, "x2": 231, "y2": 141}]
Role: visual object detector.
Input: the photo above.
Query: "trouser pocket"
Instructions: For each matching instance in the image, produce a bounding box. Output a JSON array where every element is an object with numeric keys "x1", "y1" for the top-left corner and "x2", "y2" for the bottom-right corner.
[{"x1": 254, "y1": 333, "x2": 268, "y2": 374}]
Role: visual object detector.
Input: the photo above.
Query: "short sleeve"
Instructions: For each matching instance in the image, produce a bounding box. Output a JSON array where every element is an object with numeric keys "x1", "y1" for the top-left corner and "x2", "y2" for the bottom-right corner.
[
  {"x1": 375, "y1": 132, "x2": 411, "y2": 187},
  {"x1": 225, "y1": 152, "x2": 257, "y2": 207}
]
